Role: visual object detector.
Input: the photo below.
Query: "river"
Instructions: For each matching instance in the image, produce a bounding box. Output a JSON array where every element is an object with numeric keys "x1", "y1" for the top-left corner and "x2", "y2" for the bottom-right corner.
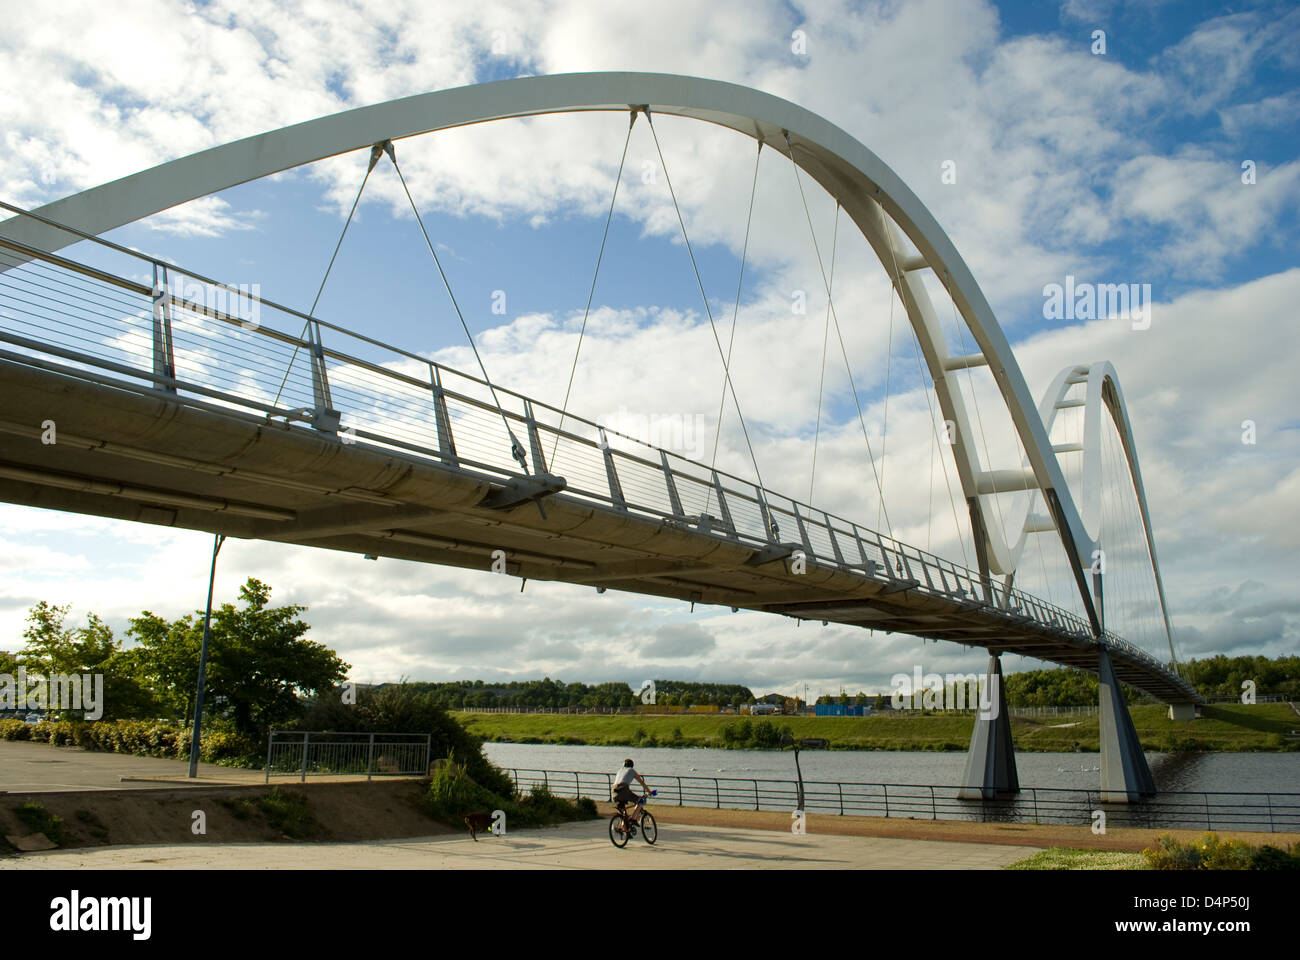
[{"x1": 484, "y1": 741, "x2": 1300, "y2": 795}]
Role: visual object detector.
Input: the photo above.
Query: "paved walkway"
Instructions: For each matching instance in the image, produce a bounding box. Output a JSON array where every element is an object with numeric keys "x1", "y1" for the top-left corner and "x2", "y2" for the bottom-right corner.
[
  {"x1": 0, "y1": 740, "x2": 380, "y2": 791},
  {"x1": 0, "y1": 740, "x2": 263, "y2": 791},
  {"x1": 3, "y1": 821, "x2": 1040, "y2": 870}
]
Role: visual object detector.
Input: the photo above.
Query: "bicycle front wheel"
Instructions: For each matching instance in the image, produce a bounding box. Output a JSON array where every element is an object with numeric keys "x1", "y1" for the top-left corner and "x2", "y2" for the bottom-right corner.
[
  {"x1": 609, "y1": 814, "x2": 629, "y2": 848},
  {"x1": 641, "y1": 811, "x2": 657, "y2": 845}
]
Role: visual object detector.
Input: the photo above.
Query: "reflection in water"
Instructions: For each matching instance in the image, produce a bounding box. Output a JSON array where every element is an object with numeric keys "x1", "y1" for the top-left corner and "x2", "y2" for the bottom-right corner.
[{"x1": 1149, "y1": 751, "x2": 1209, "y2": 790}]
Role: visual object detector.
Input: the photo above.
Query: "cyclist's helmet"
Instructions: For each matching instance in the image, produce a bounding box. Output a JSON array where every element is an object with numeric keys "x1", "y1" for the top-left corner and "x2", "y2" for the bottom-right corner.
[{"x1": 624, "y1": 758, "x2": 634, "y2": 767}]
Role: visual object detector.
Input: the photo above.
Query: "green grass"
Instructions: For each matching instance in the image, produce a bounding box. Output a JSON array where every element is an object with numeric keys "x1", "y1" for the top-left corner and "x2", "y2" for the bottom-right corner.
[
  {"x1": 455, "y1": 702, "x2": 1298, "y2": 752},
  {"x1": 1006, "y1": 848, "x2": 1148, "y2": 870}
]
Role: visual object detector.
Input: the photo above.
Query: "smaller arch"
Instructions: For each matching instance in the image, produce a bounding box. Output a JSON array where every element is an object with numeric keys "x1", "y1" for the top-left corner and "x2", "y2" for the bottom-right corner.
[{"x1": 1009, "y1": 361, "x2": 1177, "y2": 664}]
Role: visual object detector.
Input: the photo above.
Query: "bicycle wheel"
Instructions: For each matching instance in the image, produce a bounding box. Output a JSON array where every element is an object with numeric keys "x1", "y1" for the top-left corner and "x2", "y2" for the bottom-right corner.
[
  {"x1": 640, "y1": 811, "x2": 657, "y2": 845},
  {"x1": 609, "y1": 814, "x2": 629, "y2": 848}
]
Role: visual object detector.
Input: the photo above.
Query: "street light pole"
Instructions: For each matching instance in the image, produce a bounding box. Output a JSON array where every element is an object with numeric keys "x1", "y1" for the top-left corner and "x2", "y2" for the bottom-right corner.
[{"x1": 188, "y1": 533, "x2": 226, "y2": 779}]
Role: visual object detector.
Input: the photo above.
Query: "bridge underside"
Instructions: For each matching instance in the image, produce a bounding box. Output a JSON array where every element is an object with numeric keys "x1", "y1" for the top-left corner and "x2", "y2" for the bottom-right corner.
[{"x1": 0, "y1": 358, "x2": 1195, "y2": 703}]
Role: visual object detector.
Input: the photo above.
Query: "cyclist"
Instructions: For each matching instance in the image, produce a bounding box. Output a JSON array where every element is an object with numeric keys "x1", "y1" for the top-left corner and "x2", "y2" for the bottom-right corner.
[{"x1": 612, "y1": 758, "x2": 649, "y2": 819}]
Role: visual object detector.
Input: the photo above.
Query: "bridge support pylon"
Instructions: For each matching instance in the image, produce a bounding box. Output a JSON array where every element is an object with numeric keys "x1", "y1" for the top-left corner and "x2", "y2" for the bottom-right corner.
[
  {"x1": 1098, "y1": 648, "x2": 1156, "y2": 803},
  {"x1": 957, "y1": 654, "x2": 1019, "y2": 800}
]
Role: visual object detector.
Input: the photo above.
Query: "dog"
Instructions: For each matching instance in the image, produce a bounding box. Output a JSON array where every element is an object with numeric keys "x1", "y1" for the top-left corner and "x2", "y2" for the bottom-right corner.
[{"x1": 463, "y1": 811, "x2": 497, "y2": 841}]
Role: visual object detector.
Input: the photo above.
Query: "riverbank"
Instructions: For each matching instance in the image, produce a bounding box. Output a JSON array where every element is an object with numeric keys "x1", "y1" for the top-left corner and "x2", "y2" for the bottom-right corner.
[{"x1": 456, "y1": 703, "x2": 1299, "y2": 752}]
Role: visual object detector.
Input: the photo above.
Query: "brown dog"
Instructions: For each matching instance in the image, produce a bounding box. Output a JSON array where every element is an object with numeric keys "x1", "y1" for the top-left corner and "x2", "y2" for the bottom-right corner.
[{"x1": 463, "y1": 812, "x2": 497, "y2": 841}]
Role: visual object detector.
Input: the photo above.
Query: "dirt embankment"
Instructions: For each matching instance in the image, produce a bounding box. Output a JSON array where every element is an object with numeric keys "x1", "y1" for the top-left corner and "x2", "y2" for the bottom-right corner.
[{"x1": 1, "y1": 779, "x2": 454, "y2": 851}]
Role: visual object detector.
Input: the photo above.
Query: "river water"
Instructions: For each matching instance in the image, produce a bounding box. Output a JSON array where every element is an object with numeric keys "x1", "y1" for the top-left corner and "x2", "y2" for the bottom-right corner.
[{"x1": 484, "y1": 741, "x2": 1300, "y2": 795}]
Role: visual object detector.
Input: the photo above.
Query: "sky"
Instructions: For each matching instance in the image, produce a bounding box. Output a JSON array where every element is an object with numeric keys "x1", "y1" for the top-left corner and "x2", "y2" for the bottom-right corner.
[{"x1": 0, "y1": 0, "x2": 1296, "y2": 701}]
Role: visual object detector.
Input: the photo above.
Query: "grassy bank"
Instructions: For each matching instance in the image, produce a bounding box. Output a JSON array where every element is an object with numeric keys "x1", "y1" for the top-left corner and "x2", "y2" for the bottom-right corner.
[{"x1": 456, "y1": 703, "x2": 1299, "y2": 752}]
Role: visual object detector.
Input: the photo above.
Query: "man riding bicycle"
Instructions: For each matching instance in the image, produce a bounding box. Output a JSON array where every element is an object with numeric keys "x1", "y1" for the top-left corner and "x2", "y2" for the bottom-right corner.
[{"x1": 612, "y1": 758, "x2": 649, "y2": 817}]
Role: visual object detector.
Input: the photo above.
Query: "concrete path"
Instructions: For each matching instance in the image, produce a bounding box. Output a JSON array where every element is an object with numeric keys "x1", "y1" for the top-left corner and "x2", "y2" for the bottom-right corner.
[
  {"x1": 0, "y1": 740, "x2": 381, "y2": 791},
  {"x1": 2, "y1": 820, "x2": 1040, "y2": 870},
  {"x1": 0, "y1": 740, "x2": 261, "y2": 791}
]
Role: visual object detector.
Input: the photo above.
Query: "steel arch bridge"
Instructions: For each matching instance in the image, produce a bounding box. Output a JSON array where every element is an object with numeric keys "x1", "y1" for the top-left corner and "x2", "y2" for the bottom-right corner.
[{"x1": 0, "y1": 72, "x2": 1195, "y2": 801}]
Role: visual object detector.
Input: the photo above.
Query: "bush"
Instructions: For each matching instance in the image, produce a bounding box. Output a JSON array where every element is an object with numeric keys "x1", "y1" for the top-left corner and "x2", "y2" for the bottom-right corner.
[
  {"x1": 297, "y1": 683, "x2": 514, "y2": 797},
  {"x1": 0, "y1": 719, "x2": 31, "y2": 741},
  {"x1": 13, "y1": 801, "x2": 68, "y2": 846},
  {"x1": 1251, "y1": 844, "x2": 1300, "y2": 870},
  {"x1": 1143, "y1": 833, "x2": 1300, "y2": 870},
  {"x1": 258, "y1": 790, "x2": 317, "y2": 839},
  {"x1": 425, "y1": 758, "x2": 509, "y2": 822}
]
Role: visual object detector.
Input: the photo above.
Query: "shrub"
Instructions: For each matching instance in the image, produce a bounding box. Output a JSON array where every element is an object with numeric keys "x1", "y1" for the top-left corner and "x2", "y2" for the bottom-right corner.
[
  {"x1": 258, "y1": 790, "x2": 317, "y2": 839},
  {"x1": 1251, "y1": 845, "x2": 1300, "y2": 870},
  {"x1": 297, "y1": 683, "x2": 513, "y2": 796},
  {"x1": 13, "y1": 801, "x2": 68, "y2": 846},
  {"x1": 1143, "y1": 833, "x2": 1299, "y2": 871},
  {"x1": 425, "y1": 758, "x2": 508, "y2": 822},
  {"x1": 0, "y1": 719, "x2": 31, "y2": 741}
]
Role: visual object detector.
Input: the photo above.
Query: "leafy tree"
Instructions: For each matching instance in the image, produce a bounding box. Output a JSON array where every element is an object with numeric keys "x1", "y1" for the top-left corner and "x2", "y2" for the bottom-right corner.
[
  {"x1": 14, "y1": 602, "x2": 154, "y2": 719},
  {"x1": 123, "y1": 578, "x2": 348, "y2": 740}
]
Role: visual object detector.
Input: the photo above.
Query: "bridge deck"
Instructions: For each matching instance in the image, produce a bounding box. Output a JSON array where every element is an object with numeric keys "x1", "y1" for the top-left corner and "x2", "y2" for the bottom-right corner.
[{"x1": 0, "y1": 358, "x2": 1196, "y2": 704}]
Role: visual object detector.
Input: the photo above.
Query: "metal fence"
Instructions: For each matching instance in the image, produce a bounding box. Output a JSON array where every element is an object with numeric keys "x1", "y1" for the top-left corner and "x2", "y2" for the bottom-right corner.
[
  {"x1": 264, "y1": 730, "x2": 431, "y2": 782},
  {"x1": 504, "y1": 767, "x2": 1300, "y2": 834},
  {"x1": 0, "y1": 205, "x2": 1195, "y2": 701}
]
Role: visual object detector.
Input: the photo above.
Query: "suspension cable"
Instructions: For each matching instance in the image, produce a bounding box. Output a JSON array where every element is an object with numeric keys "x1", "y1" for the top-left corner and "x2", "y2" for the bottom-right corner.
[
  {"x1": 808, "y1": 203, "x2": 840, "y2": 505},
  {"x1": 784, "y1": 133, "x2": 893, "y2": 539},
  {"x1": 550, "y1": 110, "x2": 639, "y2": 469},
  {"x1": 390, "y1": 148, "x2": 529, "y2": 472},
  {"x1": 271, "y1": 141, "x2": 388, "y2": 412},
  {"x1": 706, "y1": 140, "x2": 764, "y2": 515},
  {"x1": 646, "y1": 110, "x2": 768, "y2": 494}
]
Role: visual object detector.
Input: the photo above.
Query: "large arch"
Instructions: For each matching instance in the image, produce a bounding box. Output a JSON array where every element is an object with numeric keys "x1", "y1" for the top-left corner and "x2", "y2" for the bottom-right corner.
[{"x1": 0, "y1": 71, "x2": 1113, "y2": 633}]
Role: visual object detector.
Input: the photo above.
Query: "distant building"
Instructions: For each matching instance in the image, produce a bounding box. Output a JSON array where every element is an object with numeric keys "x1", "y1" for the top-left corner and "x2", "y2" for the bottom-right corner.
[{"x1": 814, "y1": 703, "x2": 870, "y2": 717}]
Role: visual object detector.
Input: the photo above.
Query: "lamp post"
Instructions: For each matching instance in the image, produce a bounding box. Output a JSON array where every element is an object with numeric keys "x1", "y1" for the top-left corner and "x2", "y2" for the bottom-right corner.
[
  {"x1": 188, "y1": 533, "x2": 225, "y2": 778},
  {"x1": 781, "y1": 733, "x2": 804, "y2": 811}
]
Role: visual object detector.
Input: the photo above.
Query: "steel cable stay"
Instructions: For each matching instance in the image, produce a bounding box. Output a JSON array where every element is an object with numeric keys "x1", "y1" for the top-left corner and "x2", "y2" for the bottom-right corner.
[
  {"x1": 705, "y1": 140, "x2": 764, "y2": 518},
  {"x1": 808, "y1": 202, "x2": 839, "y2": 506},
  {"x1": 550, "y1": 109, "x2": 639, "y2": 471},
  {"x1": 271, "y1": 140, "x2": 390, "y2": 413},
  {"x1": 644, "y1": 109, "x2": 770, "y2": 503},
  {"x1": 783, "y1": 132, "x2": 893, "y2": 541},
  {"x1": 388, "y1": 147, "x2": 530, "y2": 474}
]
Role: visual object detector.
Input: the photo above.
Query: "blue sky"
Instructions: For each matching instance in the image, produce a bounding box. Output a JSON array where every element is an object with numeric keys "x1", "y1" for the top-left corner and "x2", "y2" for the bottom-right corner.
[{"x1": 1, "y1": 0, "x2": 1297, "y2": 699}]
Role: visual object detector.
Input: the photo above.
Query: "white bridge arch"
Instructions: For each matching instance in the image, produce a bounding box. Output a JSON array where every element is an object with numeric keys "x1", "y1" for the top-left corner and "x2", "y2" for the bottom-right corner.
[{"x1": 0, "y1": 70, "x2": 1172, "y2": 648}]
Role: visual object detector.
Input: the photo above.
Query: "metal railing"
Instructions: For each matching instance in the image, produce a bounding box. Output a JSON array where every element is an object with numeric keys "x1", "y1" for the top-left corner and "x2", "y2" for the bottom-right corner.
[
  {"x1": 0, "y1": 205, "x2": 1194, "y2": 699},
  {"x1": 264, "y1": 730, "x2": 431, "y2": 782},
  {"x1": 504, "y1": 767, "x2": 1300, "y2": 833}
]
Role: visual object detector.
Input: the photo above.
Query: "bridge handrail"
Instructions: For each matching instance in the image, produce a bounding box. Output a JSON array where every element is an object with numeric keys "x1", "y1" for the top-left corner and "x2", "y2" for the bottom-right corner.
[
  {"x1": 0, "y1": 211, "x2": 1194, "y2": 699},
  {"x1": 503, "y1": 767, "x2": 1300, "y2": 833}
]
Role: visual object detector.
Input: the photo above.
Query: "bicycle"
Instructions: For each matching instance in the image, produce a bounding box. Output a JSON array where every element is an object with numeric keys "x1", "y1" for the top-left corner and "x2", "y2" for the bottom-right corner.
[{"x1": 609, "y1": 790, "x2": 657, "y2": 848}]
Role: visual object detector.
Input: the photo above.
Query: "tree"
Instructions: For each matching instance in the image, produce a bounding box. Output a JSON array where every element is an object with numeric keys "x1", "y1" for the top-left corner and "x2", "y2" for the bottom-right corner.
[
  {"x1": 123, "y1": 578, "x2": 348, "y2": 741},
  {"x1": 15, "y1": 601, "x2": 155, "y2": 719}
]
